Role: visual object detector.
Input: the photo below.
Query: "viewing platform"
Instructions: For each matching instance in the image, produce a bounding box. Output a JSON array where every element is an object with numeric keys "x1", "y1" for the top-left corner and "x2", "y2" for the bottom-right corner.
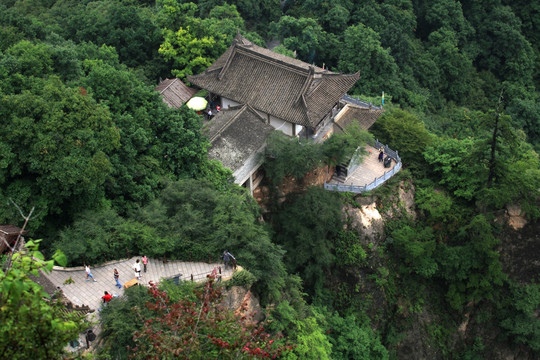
[{"x1": 325, "y1": 140, "x2": 401, "y2": 193}]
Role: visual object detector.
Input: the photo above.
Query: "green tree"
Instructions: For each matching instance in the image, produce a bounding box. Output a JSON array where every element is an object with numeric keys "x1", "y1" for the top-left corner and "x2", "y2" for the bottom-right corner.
[
  {"x1": 423, "y1": 138, "x2": 483, "y2": 201},
  {"x1": 392, "y1": 225, "x2": 439, "y2": 278},
  {"x1": 338, "y1": 23, "x2": 401, "y2": 97},
  {"x1": 436, "y1": 215, "x2": 506, "y2": 310},
  {"x1": 321, "y1": 125, "x2": 373, "y2": 167},
  {"x1": 263, "y1": 131, "x2": 324, "y2": 186},
  {"x1": 506, "y1": 97, "x2": 540, "y2": 151},
  {"x1": 99, "y1": 285, "x2": 155, "y2": 359},
  {"x1": 78, "y1": 46, "x2": 210, "y2": 213},
  {"x1": 464, "y1": 3, "x2": 535, "y2": 85},
  {"x1": 158, "y1": 1, "x2": 245, "y2": 79},
  {"x1": 370, "y1": 108, "x2": 434, "y2": 170},
  {"x1": 498, "y1": 282, "x2": 540, "y2": 351},
  {"x1": 135, "y1": 179, "x2": 287, "y2": 303},
  {"x1": 322, "y1": 311, "x2": 388, "y2": 360},
  {"x1": 56, "y1": 0, "x2": 165, "y2": 79},
  {"x1": 427, "y1": 28, "x2": 475, "y2": 103},
  {"x1": 53, "y1": 207, "x2": 169, "y2": 266},
  {"x1": 269, "y1": 16, "x2": 337, "y2": 65},
  {"x1": 420, "y1": 0, "x2": 474, "y2": 46},
  {"x1": 0, "y1": 240, "x2": 86, "y2": 359},
  {"x1": 0, "y1": 51, "x2": 120, "y2": 232},
  {"x1": 273, "y1": 187, "x2": 343, "y2": 298},
  {"x1": 286, "y1": 316, "x2": 332, "y2": 360}
]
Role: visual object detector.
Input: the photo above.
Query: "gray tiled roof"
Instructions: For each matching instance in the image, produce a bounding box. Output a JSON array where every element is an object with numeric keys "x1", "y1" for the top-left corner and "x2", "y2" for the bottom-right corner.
[
  {"x1": 155, "y1": 78, "x2": 198, "y2": 108},
  {"x1": 334, "y1": 104, "x2": 384, "y2": 133},
  {"x1": 188, "y1": 34, "x2": 360, "y2": 130},
  {"x1": 206, "y1": 105, "x2": 274, "y2": 173}
]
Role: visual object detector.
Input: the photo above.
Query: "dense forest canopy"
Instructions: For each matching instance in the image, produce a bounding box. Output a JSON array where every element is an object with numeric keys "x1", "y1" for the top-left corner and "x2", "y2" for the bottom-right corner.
[{"x1": 0, "y1": 0, "x2": 539, "y2": 359}]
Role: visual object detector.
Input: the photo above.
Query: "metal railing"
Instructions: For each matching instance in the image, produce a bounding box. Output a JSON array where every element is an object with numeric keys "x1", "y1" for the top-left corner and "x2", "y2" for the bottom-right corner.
[
  {"x1": 324, "y1": 140, "x2": 402, "y2": 194},
  {"x1": 341, "y1": 94, "x2": 382, "y2": 110}
]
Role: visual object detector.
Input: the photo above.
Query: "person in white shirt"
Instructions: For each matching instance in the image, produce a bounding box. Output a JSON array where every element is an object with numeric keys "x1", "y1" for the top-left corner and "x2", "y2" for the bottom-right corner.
[{"x1": 133, "y1": 259, "x2": 141, "y2": 280}]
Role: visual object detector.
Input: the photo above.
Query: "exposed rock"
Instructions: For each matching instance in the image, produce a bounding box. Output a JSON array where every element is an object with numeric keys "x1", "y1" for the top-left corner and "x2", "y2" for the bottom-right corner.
[
  {"x1": 499, "y1": 219, "x2": 540, "y2": 285},
  {"x1": 380, "y1": 180, "x2": 416, "y2": 220},
  {"x1": 398, "y1": 181, "x2": 417, "y2": 220},
  {"x1": 506, "y1": 204, "x2": 528, "y2": 230},
  {"x1": 343, "y1": 201, "x2": 385, "y2": 244},
  {"x1": 465, "y1": 304, "x2": 534, "y2": 360},
  {"x1": 395, "y1": 306, "x2": 444, "y2": 360},
  {"x1": 278, "y1": 166, "x2": 333, "y2": 198},
  {"x1": 222, "y1": 286, "x2": 264, "y2": 323},
  {"x1": 255, "y1": 165, "x2": 334, "y2": 210}
]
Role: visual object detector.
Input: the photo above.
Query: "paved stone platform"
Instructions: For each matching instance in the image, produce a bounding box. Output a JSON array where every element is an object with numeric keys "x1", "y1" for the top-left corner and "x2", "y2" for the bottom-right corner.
[
  {"x1": 329, "y1": 144, "x2": 398, "y2": 186},
  {"x1": 46, "y1": 257, "x2": 233, "y2": 311}
]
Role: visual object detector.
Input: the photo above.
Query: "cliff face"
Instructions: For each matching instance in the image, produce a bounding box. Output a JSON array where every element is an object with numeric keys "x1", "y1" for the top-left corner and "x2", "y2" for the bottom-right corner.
[
  {"x1": 254, "y1": 169, "x2": 538, "y2": 358},
  {"x1": 499, "y1": 220, "x2": 540, "y2": 285},
  {"x1": 343, "y1": 180, "x2": 539, "y2": 359},
  {"x1": 253, "y1": 165, "x2": 334, "y2": 209},
  {"x1": 222, "y1": 286, "x2": 264, "y2": 323}
]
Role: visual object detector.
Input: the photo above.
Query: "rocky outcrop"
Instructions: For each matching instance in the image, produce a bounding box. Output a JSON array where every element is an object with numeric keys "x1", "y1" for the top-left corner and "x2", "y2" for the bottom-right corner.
[
  {"x1": 380, "y1": 180, "x2": 416, "y2": 220},
  {"x1": 343, "y1": 198, "x2": 385, "y2": 244},
  {"x1": 499, "y1": 219, "x2": 540, "y2": 285},
  {"x1": 506, "y1": 204, "x2": 528, "y2": 230},
  {"x1": 222, "y1": 286, "x2": 264, "y2": 323},
  {"x1": 254, "y1": 165, "x2": 334, "y2": 209},
  {"x1": 342, "y1": 180, "x2": 416, "y2": 244}
]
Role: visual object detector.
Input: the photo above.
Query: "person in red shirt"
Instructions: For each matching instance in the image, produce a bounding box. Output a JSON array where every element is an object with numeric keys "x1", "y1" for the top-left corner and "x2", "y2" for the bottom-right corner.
[
  {"x1": 142, "y1": 255, "x2": 148, "y2": 273},
  {"x1": 102, "y1": 291, "x2": 112, "y2": 303}
]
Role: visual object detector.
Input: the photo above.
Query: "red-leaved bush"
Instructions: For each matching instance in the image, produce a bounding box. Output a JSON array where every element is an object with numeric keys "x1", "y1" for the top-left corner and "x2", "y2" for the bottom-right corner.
[{"x1": 128, "y1": 276, "x2": 292, "y2": 359}]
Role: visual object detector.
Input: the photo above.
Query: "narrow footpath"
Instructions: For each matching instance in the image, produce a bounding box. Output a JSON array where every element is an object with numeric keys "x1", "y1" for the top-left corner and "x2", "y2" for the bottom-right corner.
[{"x1": 45, "y1": 257, "x2": 233, "y2": 311}]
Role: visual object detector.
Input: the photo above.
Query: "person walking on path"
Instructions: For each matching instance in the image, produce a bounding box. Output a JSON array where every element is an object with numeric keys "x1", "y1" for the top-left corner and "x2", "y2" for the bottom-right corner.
[
  {"x1": 113, "y1": 269, "x2": 122, "y2": 289},
  {"x1": 85, "y1": 265, "x2": 97, "y2": 282},
  {"x1": 222, "y1": 250, "x2": 236, "y2": 270},
  {"x1": 142, "y1": 255, "x2": 148, "y2": 273},
  {"x1": 378, "y1": 147, "x2": 384, "y2": 163},
  {"x1": 133, "y1": 259, "x2": 141, "y2": 280}
]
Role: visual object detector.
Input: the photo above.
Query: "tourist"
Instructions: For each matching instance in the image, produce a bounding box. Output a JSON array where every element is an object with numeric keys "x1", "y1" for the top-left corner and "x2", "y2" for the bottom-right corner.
[
  {"x1": 85, "y1": 265, "x2": 97, "y2": 282},
  {"x1": 113, "y1": 269, "x2": 122, "y2": 289},
  {"x1": 222, "y1": 250, "x2": 235, "y2": 270},
  {"x1": 142, "y1": 255, "x2": 148, "y2": 273},
  {"x1": 102, "y1": 291, "x2": 112, "y2": 304},
  {"x1": 133, "y1": 259, "x2": 141, "y2": 280}
]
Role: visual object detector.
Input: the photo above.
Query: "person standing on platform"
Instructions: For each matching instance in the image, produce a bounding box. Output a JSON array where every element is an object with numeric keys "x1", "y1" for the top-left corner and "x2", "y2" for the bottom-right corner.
[
  {"x1": 142, "y1": 255, "x2": 148, "y2": 273},
  {"x1": 133, "y1": 259, "x2": 141, "y2": 280}
]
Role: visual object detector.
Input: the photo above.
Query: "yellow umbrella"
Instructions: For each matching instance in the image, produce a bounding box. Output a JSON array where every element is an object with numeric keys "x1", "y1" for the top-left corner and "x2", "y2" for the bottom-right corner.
[{"x1": 186, "y1": 97, "x2": 208, "y2": 111}]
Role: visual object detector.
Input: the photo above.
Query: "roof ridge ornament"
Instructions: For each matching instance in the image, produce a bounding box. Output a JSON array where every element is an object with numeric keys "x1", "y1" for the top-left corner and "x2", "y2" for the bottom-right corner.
[
  {"x1": 218, "y1": 45, "x2": 238, "y2": 81},
  {"x1": 294, "y1": 66, "x2": 314, "y2": 105}
]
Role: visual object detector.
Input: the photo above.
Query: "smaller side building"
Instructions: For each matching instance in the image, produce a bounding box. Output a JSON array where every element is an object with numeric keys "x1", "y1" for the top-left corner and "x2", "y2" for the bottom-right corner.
[
  {"x1": 155, "y1": 78, "x2": 197, "y2": 108},
  {"x1": 204, "y1": 105, "x2": 275, "y2": 194},
  {"x1": 0, "y1": 224, "x2": 26, "y2": 253}
]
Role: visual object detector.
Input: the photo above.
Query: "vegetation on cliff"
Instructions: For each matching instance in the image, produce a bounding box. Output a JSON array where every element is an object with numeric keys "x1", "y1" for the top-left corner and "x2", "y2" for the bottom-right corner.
[{"x1": 1, "y1": 0, "x2": 539, "y2": 358}]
